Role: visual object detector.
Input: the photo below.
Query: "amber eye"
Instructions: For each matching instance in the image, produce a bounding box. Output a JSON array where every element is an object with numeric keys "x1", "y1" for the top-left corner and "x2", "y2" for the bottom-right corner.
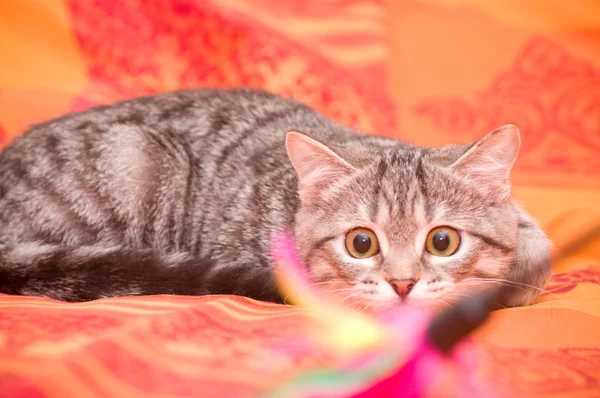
[
  {"x1": 345, "y1": 228, "x2": 380, "y2": 259},
  {"x1": 425, "y1": 227, "x2": 461, "y2": 257}
]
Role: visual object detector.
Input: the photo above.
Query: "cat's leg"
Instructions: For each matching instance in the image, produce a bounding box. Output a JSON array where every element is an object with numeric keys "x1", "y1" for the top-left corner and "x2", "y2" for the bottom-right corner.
[
  {"x1": 501, "y1": 207, "x2": 552, "y2": 307},
  {"x1": 0, "y1": 244, "x2": 282, "y2": 303}
]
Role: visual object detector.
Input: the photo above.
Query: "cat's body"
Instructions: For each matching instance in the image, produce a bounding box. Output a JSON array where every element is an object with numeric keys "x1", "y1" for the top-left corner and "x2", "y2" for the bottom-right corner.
[{"x1": 0, "y1": 89, "x2": 551, "y2": 309}]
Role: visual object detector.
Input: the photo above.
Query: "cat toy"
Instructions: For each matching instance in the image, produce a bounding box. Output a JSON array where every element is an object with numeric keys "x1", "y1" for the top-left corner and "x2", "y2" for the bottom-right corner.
[{"x1": 264, "y1": 231, "x2": 502, "y2": 398}]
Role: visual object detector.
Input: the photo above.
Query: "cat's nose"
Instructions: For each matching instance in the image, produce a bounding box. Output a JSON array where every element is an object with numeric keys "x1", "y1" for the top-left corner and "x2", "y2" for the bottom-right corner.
[{"x1": 388, "y1": 279, "x2": 416, "y2": 299}]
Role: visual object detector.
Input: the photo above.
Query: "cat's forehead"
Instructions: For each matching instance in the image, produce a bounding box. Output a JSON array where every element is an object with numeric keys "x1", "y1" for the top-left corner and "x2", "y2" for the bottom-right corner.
[
  {"x1": 350, "y1": 146, "x2": 489, "y2": 226},
  {"x1": 362, "y1": 147, "x2": 439, "y2": 193},
  {"x1": 329, "y1": 144, "x2": 488, "y2": 223},
  {"x1": 372, "y1": 146, "x2": 483, "y2": 200}
]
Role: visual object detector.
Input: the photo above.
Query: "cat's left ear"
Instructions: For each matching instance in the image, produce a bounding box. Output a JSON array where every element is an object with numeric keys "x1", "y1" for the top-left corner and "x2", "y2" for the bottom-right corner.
[
  {"x1": 450, "y1": 124, "x2": 521, "y2": 196},
  {"x1": 286, "y1": 131, "x2": 354, "y2": 203}
]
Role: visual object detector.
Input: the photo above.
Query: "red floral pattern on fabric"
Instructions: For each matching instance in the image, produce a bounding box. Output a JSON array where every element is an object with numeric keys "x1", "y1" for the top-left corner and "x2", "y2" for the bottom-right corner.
[
  {"x1": 543, "y1": 266, "x2": 600, "y2": 295},
  {"x1": 415, "y1": 38, "x2": 600, "y2": 178},
  {"x1": 66, "y1": 0, "x2": 396, "y2": 136},
  {"x1": 482, "y1": 346, "x2": 600, "y2": 396}
]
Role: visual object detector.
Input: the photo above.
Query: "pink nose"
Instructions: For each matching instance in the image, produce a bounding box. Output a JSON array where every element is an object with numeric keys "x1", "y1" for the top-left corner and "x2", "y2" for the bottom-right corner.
[{"x1": 388, "y1": 279, "x2": 416, "y2": 299}]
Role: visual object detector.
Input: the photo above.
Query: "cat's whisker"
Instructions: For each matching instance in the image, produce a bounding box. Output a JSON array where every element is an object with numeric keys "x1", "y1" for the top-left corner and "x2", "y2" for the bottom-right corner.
[
  {"x1": 360, "y1": 302, "x2": 372, "y2": 313},
  {"x1": 441, "y1": 294, "x2": 462, "y2": 303},
  {"x1": 282, "y1": 292, "x2": 293, "y2": 305},
  {"x1": 282, "y1": 283, "x2": 354, "y2": 304},
  {"x1": 492, "y1": 279, "x2": 557, "y2": 298},
  {"x1": 458, "y1": 280, "x2": 532, "y2": 296},
  {"x1": 339, "y1": 291, "x2": 363, "y2": 304},
  {"x1": 461, "y1": 277, "x2": 548, "y2": 292},
  {"x1": 446, "y1": 291, "x2": 507, "y2": 310},
  {"x1": 437, "y1": 297, "x2": 455, "y2": 309},
  {"x1": 306, "y1": 281, "x2": 338, "y2": 288},
  {"x1": 323, "y1": 287, "x2": 356, "y2": 294},
  {"x1": 459, "y1": 278, "x2": 560, "y2": 299}
]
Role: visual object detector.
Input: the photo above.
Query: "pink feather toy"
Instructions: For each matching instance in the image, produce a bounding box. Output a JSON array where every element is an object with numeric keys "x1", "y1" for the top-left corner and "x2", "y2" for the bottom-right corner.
[{"x1": 264, "y1": 230, "x2": 503, "y2": 398}]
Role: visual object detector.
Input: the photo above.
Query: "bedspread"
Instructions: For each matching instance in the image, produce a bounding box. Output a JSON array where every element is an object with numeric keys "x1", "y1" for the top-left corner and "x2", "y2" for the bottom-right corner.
[{"x1": 1, "y1": 1, "x2": 599, "y2": 397}]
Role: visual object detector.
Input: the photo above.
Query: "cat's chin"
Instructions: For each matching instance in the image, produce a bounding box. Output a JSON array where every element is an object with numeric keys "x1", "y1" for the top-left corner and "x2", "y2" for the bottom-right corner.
[
  {"x1": 407, "y1": 299, "x2": 455, "y2": 314},
  {"x1": 359, "y1": 299, "x2": 443, "y2": 315},
  {"x1": 331, "y1": 295, "x2": 456, "y2": 315}
]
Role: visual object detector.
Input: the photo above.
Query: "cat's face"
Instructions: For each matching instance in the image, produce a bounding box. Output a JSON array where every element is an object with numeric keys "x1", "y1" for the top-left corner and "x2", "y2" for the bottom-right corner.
[{"x1": 287, "y1": 125, "x2": 521, "y2": 312}]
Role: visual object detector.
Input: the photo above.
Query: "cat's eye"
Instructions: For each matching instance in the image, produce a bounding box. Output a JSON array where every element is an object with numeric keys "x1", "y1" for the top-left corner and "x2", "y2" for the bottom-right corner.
[
  {"x1": 425, "y1": 227, "x2": 461, "y2": 257},
  {"x1": 345, "y1": 228, "x2": 380, "y2": 259}
]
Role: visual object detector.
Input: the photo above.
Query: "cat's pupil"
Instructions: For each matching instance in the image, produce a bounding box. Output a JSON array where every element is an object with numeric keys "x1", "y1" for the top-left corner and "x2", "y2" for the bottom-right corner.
[
  {"x1": 432, "y1": 231, "x2": 450, "y2": 252},
  {"x1": 353, "y1": 233, "x2": 372, "y2": 254}
]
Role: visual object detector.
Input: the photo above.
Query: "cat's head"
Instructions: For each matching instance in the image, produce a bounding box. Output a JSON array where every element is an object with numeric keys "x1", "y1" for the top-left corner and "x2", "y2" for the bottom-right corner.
[{"x1": 286, "y1": 125, "x2": 521, "y2": 312}]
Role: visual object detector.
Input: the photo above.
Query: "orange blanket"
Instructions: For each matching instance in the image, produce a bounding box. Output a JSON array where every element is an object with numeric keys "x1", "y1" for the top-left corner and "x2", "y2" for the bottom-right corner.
[{"x1": 1, "y1": 1, "x2": 599, "y2": 397}]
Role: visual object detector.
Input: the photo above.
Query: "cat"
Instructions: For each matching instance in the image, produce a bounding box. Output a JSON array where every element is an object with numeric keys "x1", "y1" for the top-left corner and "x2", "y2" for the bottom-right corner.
[{"x1": 0, "y1": 88, "x2": 551, "y2": 310}]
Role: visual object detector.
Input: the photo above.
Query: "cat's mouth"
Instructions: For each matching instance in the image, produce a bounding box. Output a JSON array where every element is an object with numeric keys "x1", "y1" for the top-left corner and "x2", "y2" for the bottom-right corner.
[{"x1": 311, "y1": 281, "x2": 404, "y2": 312}]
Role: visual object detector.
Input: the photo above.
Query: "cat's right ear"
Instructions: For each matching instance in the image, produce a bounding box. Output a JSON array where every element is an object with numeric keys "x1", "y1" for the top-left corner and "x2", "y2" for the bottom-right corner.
[{"x1": 286, "y1": 132, "x2": 354, "y2": 202}]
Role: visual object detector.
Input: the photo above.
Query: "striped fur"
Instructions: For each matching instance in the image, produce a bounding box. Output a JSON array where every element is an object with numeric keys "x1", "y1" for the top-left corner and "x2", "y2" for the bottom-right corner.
[{"x1": 0, "y1": 89, "x2": 550, "y2": 307}]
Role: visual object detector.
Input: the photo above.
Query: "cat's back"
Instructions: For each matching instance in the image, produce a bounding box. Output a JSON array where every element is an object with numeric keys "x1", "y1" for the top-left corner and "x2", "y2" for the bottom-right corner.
[
  {"x1": 0, "y1": 89, "x2": 347, "y2": 249},
  {"x1": 0, "y1": 89, "x2": 306, "y2": 180},
  {"x1": 3, "y1": 89, "x2": 304, "y2": 145}
]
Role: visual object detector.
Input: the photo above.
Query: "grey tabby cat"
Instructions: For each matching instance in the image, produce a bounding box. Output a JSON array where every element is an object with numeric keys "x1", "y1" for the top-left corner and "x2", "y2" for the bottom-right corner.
[{"x1": 0, "y1": 89, "x2": 551, "y2": 310}]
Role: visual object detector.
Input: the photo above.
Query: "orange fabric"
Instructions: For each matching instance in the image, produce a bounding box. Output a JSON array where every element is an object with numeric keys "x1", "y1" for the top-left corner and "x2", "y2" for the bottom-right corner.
[
  {"x1": 0, "y1": 271, "x2": 598, "y2": 398},
  {"x1": 0, "y1": 0, "x2": 599, "y2": 397}
]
